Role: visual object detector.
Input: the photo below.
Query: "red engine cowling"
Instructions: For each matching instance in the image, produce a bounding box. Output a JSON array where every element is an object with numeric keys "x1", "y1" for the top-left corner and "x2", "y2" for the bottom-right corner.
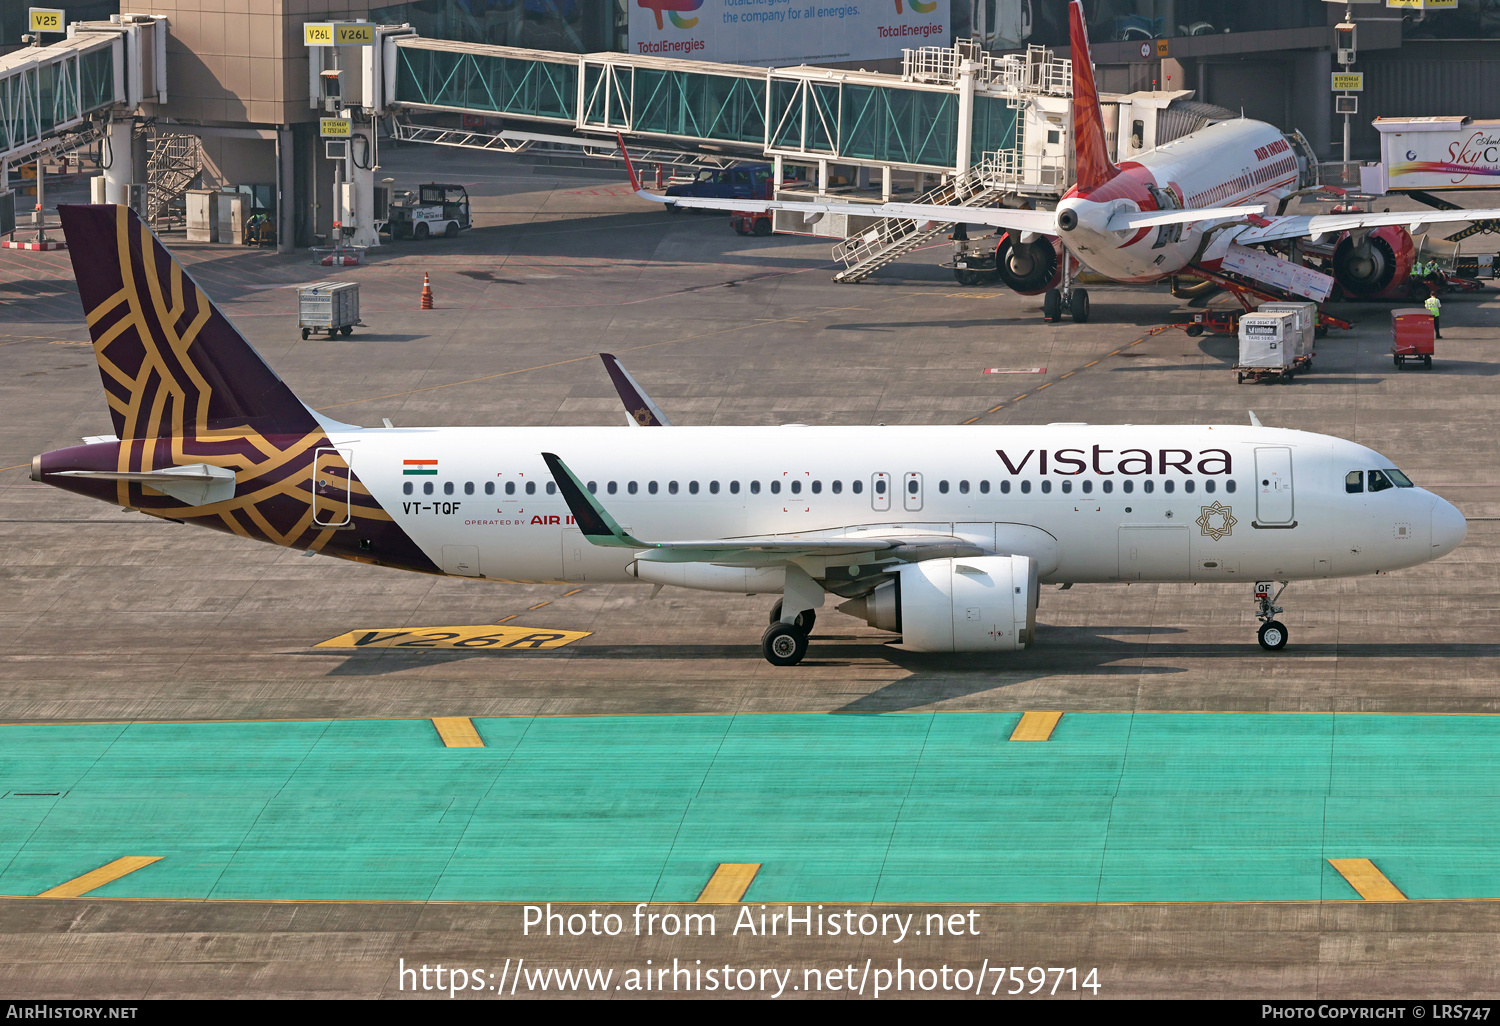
[
  {"x1": 1332, "y1": 225, "x2": 1416, "y2": 299},
  {"x1": 994, "y1": 233, "x2": 1063, "y2": 295}
]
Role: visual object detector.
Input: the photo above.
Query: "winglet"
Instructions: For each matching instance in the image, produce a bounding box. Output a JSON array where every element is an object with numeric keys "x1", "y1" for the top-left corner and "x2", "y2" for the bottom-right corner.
[
  {"x1": 617, "y1": 132, "x2": 641, "y2": 192},
  {"x1": 1067, "y1": 0, "x2": 1120, "y2": 193},
  {"x1": 1248, "y1": 411, "x2": 1263, "y2": 428},
  {"x1": 601, "y1": 353, "x2": 672, "y2": 427},
  {"x1": 542, "y1": 452, "x2": 646, "y2": 548}
]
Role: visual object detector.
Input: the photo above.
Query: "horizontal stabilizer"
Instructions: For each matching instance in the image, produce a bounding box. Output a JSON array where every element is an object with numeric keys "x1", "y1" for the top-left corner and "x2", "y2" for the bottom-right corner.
[
  {"x1": 1235, "y1": 206, "x2": 1500, "y2": 246},
  {"x1": 1106, "y1": 205, "x2": 1267, "y2": 231},
  {"x1": 55, "y1": 463, "x2": 237, "y2": 506}
]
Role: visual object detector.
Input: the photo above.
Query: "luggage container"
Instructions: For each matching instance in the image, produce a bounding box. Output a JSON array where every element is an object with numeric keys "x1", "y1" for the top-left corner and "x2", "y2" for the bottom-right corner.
[
  {"x1": 296, "y1": 281, "x2": 360, "y2": 339},
  {"x1": 1256, "y1": 301, "x2": 1318, "y2": 364},
  {"x1": 1235, "y1": 311, "x2": 1299, "y2": 383},
  {"x1": 1390, "y1": 308, "x2": 1435, "y2": 369}
]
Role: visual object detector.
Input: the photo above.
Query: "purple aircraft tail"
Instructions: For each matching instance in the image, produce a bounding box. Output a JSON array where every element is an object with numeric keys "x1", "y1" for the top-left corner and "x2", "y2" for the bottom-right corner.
[{"x1": 58, "y1": 204, "x2": 318, "y2": 440}]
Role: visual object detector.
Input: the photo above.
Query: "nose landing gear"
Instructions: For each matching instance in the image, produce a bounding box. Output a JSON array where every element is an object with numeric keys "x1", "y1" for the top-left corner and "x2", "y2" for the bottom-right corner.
[{"x1": 1254, "y1": 580, "x2": 1289, "y2": 650}]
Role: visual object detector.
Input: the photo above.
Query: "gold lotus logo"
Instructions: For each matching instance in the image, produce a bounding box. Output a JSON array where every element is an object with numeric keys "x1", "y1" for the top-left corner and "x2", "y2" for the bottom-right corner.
[
  {"x1": 633, "y1": 408, "x2": 654, "y2": 426},
  {"x1": 1196, "y1": 501, "x2": 1237, "y2": 541}
]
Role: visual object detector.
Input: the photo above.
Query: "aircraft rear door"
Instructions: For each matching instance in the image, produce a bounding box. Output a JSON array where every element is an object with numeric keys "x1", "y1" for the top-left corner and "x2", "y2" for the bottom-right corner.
[{"x1": 1254, "y1": 447, "x2": 1295, "y2": 525}]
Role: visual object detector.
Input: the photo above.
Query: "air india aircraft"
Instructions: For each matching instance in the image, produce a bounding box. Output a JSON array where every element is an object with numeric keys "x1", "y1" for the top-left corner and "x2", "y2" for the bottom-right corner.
[
  {"x1": 32, "y1": 203, "x2": 1465, "y2": 664},
  {"x1": 630, "y1": 0, "x2": 1500, "y2": 321}
]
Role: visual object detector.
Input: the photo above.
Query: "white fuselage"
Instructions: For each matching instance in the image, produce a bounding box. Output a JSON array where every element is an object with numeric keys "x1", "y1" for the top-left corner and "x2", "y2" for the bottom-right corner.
[
  {"x1": 335, "y1": 423, "x2": 1464, "y2": 589},
  {"x1": 1057, "y1": 119, "x2": 1302, "y2": 283}
]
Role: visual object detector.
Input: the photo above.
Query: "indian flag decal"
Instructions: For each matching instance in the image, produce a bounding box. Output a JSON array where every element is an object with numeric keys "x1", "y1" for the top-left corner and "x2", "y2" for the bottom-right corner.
[{"x1": 403, "y1": 460, "x2": 438, "y2": 476}]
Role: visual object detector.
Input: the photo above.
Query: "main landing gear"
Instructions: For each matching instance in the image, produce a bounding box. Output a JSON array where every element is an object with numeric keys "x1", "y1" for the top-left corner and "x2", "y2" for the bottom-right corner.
[
  {"x1": 1254, "y1": 580, "x2": 1289, "y2": 651},
  {"x1": 1043, "y1": 251, "x2": 1089, "y2": 324},
  {"x1": 762, "y1": 599, "x2": 816, "y2": 666}
]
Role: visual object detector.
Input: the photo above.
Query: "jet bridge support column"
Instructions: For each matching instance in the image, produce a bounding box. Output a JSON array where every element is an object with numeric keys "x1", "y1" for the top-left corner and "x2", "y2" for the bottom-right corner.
[
  {"x1": 955, "y1": 59, "x2": 978, "y2": 175},
  {"x1": 102, "y1": 119, "x2": 134, "y2": 206}
]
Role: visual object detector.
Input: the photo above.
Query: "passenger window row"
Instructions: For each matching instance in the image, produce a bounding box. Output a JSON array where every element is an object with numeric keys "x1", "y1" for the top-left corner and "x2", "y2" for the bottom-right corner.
[{"x1": 400, "y1": 475, "x2": 1238, "y2": 498}]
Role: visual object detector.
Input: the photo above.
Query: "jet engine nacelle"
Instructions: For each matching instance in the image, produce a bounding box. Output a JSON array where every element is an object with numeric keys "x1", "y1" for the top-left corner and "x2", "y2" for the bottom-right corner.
[
  {"x1": 838, "y1": 555, "x2": 1038, "y2": 652},
  {"x1": 994, "y1": 233, "x2": 1062, "y2": 295},
  {"x1": 1332, "y1": 224, "x2": 1415, "y2": 299}
]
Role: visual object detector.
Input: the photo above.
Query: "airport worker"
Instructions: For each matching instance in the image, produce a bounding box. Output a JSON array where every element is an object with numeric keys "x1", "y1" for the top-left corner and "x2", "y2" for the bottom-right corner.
[{"x1": 1425, "y1": 290, "x2": 1442, "y2": 338}]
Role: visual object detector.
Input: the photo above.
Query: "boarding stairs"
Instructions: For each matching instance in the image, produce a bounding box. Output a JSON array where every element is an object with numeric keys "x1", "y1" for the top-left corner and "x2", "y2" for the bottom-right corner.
[
  {"x1": 145, "y1": 132, "x2": 203, "y2": 222},
  {"x1": 832, "y1": 158, "x2": 1010, "y2": 283}
]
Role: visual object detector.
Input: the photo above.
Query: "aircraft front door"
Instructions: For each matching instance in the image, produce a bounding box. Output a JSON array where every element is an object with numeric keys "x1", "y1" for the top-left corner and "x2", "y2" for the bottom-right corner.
[
  {"x1": 871, "y1": 472, "x2": 891, "y2": 512},
  {"x1": 313, "y1": 447, "x2": 352, "y2": 527},
  {"x1": 1254, "y1": 447, "x2": 1295, "y2": 525}
]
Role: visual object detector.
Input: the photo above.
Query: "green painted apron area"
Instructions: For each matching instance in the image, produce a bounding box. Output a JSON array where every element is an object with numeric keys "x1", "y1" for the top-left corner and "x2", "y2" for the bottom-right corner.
[{"x1": 2, "y1": 712, "x2": 1498, "y2": 904}]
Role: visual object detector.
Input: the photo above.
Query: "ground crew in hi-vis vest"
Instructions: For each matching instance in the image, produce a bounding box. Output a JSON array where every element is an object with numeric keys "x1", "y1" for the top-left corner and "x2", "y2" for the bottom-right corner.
[{"x1": 1425, "y1": 292, "x2": 1442, "y2": 338}]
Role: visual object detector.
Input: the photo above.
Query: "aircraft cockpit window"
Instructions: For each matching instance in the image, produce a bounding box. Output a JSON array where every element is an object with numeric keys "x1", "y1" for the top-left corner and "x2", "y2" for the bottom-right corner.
[
  {"x1": 1345, "y1": 471, "x2": 1363, "y2": 494},
  {"x1": 1368, "y1": 470, "x2": 1394, "y2": 493},
  {"x1": 424, "y1": 482, "x2": 435, "y2": 495},
  {"x1": 464, "y1": 482, "x2": 474, "y2": 495},
  {"x1": 851, "y1": 480, "x2": 863, "y2": 494},
  {"x1": 1387, "y1": 469, "x2": 1415, "y2": 488},
  {"x1": 525, "y1": 481, "x2": 536, "y2": 495},
  {"x1": 403, "y1": 482, "x2": 413, "y2": 495}
]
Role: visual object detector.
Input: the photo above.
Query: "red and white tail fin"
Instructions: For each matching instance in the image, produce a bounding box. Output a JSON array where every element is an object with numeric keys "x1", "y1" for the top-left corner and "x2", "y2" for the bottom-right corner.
[{"x1": 1068, "y1": 0, "x2": 1119, "y2": 193}]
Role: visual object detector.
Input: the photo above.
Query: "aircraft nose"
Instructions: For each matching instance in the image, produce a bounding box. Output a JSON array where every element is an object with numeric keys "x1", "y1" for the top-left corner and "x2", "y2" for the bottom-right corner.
[{"x1": 1431, "y1": 497, "x2": 1467, "y2": 558}]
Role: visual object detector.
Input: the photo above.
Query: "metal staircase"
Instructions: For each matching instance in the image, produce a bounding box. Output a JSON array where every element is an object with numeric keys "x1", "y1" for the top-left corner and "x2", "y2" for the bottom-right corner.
[
  {"x1": 145, "y1": 132, "x2": 203, "y2": 222},
  {"x1": 832, "y1": 158, "x2": 1010, "y2": 283}
]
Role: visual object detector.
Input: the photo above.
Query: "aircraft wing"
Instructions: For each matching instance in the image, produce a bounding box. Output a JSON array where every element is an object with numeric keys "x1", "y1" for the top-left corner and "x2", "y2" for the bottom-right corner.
[
  {"x1": 1234, "y1": 206, "x2": 1500, "y2": 245},
  {"x1": 1104, "y1": 204, "x2": 1269, "y2": 230},
  {"x1": 541, "y1": 452, "x2": 983, "y2": 566},
  {"x1": 636, "y1": 188, "x2": 1060, "y2": 235}
]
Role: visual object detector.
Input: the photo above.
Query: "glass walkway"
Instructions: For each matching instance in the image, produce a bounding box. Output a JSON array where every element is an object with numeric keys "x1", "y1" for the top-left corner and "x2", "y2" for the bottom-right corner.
[
  {"x1": 0, "y1": 30, "x2": 123, "y2": 166},
  {"x1": 385, "y1": 36, "x2": 1051, "y2": 175}
]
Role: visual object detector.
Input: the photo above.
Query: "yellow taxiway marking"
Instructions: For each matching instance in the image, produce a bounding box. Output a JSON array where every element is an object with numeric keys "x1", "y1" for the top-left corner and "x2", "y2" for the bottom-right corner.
[
  {"x1": 1328, "y1": 859, "x2": 1407, "y2": 901},
  {"x1": 1083, "y1": 360, "x2": 1099, "y2": 368},
  {"x1": 697, "y1": 863, "x2": 761, "y2": 903},
  {"x1": 432, "y1": 717, "x2": 484, "y2": 748},
  {"x1": 39, "y1": 856, "x2": 162, "y2": 898},
  {"x1": 528, "y1": 601, "x2": 550, "y2": 610},
  {"x1": 495, "y1": 615, "x2": 517, "y2": 624},
  {"x1": 961, "y1": 417, "x2": 979, "y2": 425},
  {"x1": 1036, "y1": 382, "x2": 1052, "y2": 390},
  {"x1": 1010, "y1": 711, "x2": 1063, "y2": 741},
  {"x1": 1107, "y1": 350, "x2": 1121, "y2": 356},
  {"x1": 316, "y1": 625, "x2": 590, "y2": 650},
  {"x1": 987, "y1": 405, "x2": 1005, "y2": 413},
  {"x1": 1060, "y1": 371, "x2": 1075, "y2": 378},
  {"x1": 1013, "y1": 393, "x2": 1028, "y2": 401},
  {"x1": 562, "y1": 589, "x2": 583, "y2": 597}
]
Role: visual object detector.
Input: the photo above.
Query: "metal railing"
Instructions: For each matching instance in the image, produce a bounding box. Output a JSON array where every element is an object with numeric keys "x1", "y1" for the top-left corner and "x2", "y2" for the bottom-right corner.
[{"x1": 901, "y1": 43, "x2": 1072, "y2": 96}]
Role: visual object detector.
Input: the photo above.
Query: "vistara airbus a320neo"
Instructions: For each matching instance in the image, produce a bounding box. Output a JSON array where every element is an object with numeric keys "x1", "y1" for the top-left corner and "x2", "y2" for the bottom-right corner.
[{"x1": 34, "y1": 204, "x2": 1465, "y2": 665}]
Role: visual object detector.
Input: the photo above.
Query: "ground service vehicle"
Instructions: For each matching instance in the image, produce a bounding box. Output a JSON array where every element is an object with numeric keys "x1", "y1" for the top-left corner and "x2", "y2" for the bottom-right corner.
[
  {"x1": 387, "y1": 184, "x2": 471, "y2": 240},
  {"x1": 665, "y1": 165, "x2": 776, "y2": 212}
]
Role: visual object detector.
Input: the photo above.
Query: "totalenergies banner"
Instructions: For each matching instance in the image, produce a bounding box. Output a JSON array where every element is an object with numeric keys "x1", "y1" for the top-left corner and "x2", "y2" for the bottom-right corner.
[{"x1": 630, "y1": 0, "x2": 948, "y2": 67}]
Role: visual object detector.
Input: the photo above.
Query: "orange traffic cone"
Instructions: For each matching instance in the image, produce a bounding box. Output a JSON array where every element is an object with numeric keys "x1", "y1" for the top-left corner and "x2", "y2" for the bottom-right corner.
[{"x1": 420, "y1": 272, "x2": 434, "y2": 310}]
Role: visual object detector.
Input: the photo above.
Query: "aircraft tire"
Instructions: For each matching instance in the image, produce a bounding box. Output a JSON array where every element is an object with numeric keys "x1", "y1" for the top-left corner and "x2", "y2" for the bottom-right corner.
[
  {"x1": 762, "y1": 623, "x2": 808, "y2": 666},
  {"x1": 1257, "y1": 620, "x2": 1289, "y2": 651},
  {"x1": 768, "y1": 600, "x2": 815, "y2": 634},
  {"x1": 1043, "y1": 289, "x2": 1062, "y2": 322},
  {"x1": 1069, "y1": 288, "x2": 1090, "y2": 323}
]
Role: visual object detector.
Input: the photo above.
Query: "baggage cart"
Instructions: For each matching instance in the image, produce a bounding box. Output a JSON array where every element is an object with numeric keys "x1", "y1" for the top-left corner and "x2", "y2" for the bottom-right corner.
[
  {"x1": 1235, "y1": 311, "x2": 1300, "y2": 383},
  {"x1": 296, "y1": 281, "x2": 360, "y2": 339},
  {"x1": 1390, "y1": 308, "x2": 1435, "y2": 369}
]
